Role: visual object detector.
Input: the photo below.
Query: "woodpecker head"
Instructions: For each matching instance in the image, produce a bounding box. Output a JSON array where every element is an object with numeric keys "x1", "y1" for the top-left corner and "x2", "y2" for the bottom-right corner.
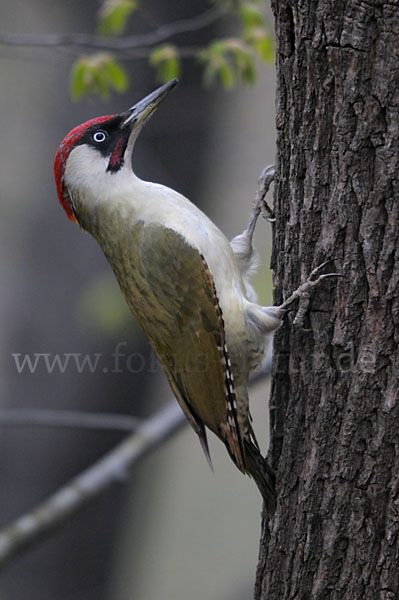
[{"x1": 54, "y1": 79, "x2": 178, "y2": 223}]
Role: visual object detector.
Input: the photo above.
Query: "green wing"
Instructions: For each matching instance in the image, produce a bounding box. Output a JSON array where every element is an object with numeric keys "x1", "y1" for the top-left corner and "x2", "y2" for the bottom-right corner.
[{"x1": 114, "y1": 222, "x2": 245, "y2": 471}]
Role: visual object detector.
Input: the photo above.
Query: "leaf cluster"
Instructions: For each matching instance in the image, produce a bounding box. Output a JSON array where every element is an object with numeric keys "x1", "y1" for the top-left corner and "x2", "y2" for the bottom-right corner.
[
  {"x1": 71, "y1": 53, "x2": 128, "y2": 100},
  {"x1": 70, "y1": 0, "x2": 274, "y2": 100}
]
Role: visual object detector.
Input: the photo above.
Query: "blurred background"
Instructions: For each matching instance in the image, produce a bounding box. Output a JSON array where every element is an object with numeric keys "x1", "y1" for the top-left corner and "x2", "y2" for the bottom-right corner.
[{"x1": 0, "y1": 1, "x2": 276, "y2": 598}]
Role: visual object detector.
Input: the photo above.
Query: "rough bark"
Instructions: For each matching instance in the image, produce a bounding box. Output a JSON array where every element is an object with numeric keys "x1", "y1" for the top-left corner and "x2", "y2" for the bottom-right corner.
[{"x1": 256, "y1": 2, "x2": 399, "y2": 599}]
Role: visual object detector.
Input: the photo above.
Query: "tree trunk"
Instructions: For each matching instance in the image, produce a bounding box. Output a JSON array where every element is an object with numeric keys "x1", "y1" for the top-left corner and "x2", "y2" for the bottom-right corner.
[{"x1": 256, "y1": 2, "x2": 399, "y2": 599}]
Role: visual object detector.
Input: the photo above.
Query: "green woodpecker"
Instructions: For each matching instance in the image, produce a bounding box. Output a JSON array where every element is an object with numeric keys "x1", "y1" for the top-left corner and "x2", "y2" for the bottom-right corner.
[{"x1": 54, "y1": 80, "x2": 336, "y2": 513}]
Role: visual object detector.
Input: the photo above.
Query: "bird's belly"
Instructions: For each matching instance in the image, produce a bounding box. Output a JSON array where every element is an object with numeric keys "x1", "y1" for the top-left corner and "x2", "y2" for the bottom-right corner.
[{"x1": 93, "y1": 185, "x2": 252, "y2": 380}]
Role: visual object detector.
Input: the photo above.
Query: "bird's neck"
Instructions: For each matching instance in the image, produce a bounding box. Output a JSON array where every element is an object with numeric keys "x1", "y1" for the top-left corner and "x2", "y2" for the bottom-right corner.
[{"x1": 73, "y1": 167, "x2": 146, "y2": 234}]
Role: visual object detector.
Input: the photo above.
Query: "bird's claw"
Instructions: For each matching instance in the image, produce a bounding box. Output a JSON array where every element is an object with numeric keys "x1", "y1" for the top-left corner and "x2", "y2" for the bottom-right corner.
[
  {"x1": 277, "y1": 263, "x2": 342, "y2": 321},
  {"x1": 245, "y1": 165, "x2": 276, "y2": 238},
  {"x1": 308, "y1": 260, "x2": 342, "y2": 282},
  {"x1": 255, "y1": 165, "x2": 275, "y2": 223}
]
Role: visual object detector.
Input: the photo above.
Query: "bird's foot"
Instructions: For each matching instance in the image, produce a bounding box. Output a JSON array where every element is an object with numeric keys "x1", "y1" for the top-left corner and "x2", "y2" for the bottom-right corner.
[
  {"x1": 245, "y1": 165, "x2": 275, "y2": 242},
  {"x1": 255, "y1": 164, "x2": 275, "y2": 224},
  {"x1": 276, "y1": 261, "x2": 342, "y2": 327},
  {"x1": 230, "y1": 165, "x2": 275, "y2": 270}
]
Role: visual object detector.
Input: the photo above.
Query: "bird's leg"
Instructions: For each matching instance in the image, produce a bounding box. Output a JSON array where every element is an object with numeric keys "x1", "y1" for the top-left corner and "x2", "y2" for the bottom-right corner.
[
  {"x1": 230, "y1": 165, "x2": 275, "y2": 282},
  {"x1": 246, "y1": 164, "x2": 276, "y2": 243},
  {"x1": 276, "y1": 262, "x2": 342, "y2": 326}
]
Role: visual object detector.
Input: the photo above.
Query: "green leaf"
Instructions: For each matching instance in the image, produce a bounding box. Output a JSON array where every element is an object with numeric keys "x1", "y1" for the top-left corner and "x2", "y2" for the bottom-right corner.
[
  {"x1": 149, "y1": 45, "x2": 181, "y2": 84},
  {"x1": 90, "y1": 65, "x2": 110, "y2": 99},
  {"x1": 98, "y1": 0, "x2": 138, "y2": 36},
  {"x1": 199, "y1": 39, "x2": 258, "y2": 89},
  {"x1": 225, "y1": 39, "x2": 257, "y2": 84},
  {"x1": 70, "y1": 59, "x2": 88, "y2": 101},
  {"x1": 219, "y1": 63, "x2": 235, "y2": 89},
  {"x1": 102, "y1": 57, "x2": 129, "y2": 92},
  {"x1": 238, "y1": 2, "x2": 265, "y2": 28},
  {"x1": 199, "y1": 40, "x2": 238, "y2": 89},
  {"x1": 198, "y1": 42, "x2": 224, "y2": 88},
  {"x1": 251, "y1": 31, "x2": 274, "y2": 62},
  {"x1": 69, "y1": 54, "x2": 129, "y2": 101}
]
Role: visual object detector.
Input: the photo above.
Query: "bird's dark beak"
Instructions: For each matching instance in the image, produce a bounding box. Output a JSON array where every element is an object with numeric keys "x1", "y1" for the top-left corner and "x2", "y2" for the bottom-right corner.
[{"x1": 121, "y1": 79, "x2": 178, "y2": 129}]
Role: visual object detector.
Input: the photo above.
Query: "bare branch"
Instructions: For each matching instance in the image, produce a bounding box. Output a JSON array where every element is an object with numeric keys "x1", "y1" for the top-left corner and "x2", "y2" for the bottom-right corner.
[
  {"x1": 0, "y1": 409, "x2": 140, "y2": 432},
  {"x1": 0, "y1": 6, "x2": 222, "y2": 53},
  {"x1": 0, "y1": 366, "x2": 272, "y2": 434},
  {"x1": 0, "y1": 401, "x2": 185, "y2": 570},
  {"x1": 0, "y1": 368, "x2": 271, "y2": 569}
]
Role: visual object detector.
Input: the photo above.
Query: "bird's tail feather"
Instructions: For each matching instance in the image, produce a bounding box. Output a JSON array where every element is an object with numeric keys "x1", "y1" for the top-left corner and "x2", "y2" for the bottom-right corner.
[{"x1": 243, "y1": 439, "x2": 276, "y2": 516}]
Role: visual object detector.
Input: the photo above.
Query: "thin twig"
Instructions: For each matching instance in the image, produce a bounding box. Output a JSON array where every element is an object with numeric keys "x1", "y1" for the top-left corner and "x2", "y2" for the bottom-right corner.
[
  {"x1": 0, "y1": 409, "x2": 141, "y2": 432},
  {"x1": 0, "y1": 6, "x2": 222, "y2": 52},
  {"x1": 0, "y1": 401, "x2": 185, "y2": 570}
]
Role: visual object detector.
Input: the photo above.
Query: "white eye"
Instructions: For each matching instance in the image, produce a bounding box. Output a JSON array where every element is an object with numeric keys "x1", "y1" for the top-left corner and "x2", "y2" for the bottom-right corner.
[{"x1": 93, "y1": 130, "x2": 107, "y2": 143}]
